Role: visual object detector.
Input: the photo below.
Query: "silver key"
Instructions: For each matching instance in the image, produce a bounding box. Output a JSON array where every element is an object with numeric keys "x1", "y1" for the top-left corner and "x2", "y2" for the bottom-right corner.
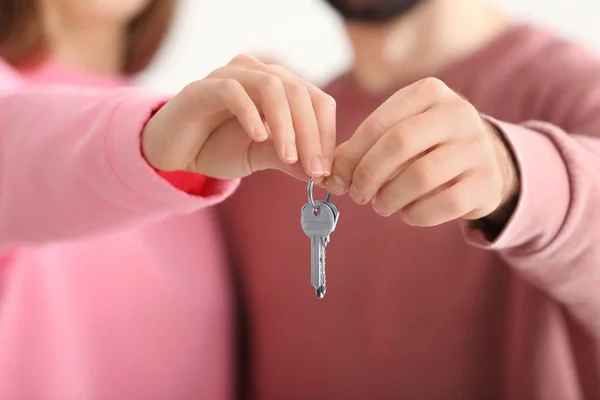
[
  {"x1": 306, "y1": 178, "x2": 340, "y2": 238},
  {"x1": 315, "y1": 200, "x2": 339, "y2": 238},
  {"x1": 300, "y1": 178, "x2": 339, "y2": 299},
  {"x1": 301, "y1": 203, "x2": 335, "y2": 299},
  {"x1": 313, "y1": 200, "x2": 338, "y2": 245}
]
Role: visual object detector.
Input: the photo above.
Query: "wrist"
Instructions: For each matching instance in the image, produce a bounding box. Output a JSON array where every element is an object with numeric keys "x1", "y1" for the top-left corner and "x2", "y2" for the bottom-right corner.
[
  {"x1": 140, "y1": 99, "x2": 189, "y2": 173},
  {"x1": 482, "y1": 119, "x2": 521, "y2": 228}
]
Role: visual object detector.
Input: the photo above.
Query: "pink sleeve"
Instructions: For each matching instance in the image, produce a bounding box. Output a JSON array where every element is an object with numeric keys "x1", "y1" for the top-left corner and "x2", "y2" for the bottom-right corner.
[
  {"x1": 0, "y1": 78, "x2": 239, "y2": 246},
  {"x1": 463, "y1": 44, "x2": 600, "y2": 335},
  {"x1": 465, "y1": 120, "x2": 600, "y2": 331}
]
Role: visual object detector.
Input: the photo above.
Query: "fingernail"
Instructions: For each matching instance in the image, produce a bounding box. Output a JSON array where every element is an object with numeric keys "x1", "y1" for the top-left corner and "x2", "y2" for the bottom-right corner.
[
  {"x1": 284, "y1": 145, "x2": 298, "y2": 162},
  {"x1": 310, "y1": 156, "x2": 324, "y2": 176},
  {"x1": 372, "y1": 200, "x2": 391, "y2": 217},
  {"x1": 401, "y1": 211, "x2": 412, "y2": 224},
  {"x1": 323, "y1": 157, "x2": 332, "y2": 175},
  {"x1": 349, "y1": 185, "x2": 365, "y2": 204},
  {"x1": 263, "y1": 121, "x2": 272, "y2": 137},
  {"x1": 253, "y1": 125, "x2": 268, "y2": 141},
  {"x1": 326, "y1": 175, "x2": 347, "y2": 195},
  {"x1": 313, "y1": 176, "x2": 326, "y2": 187},
  {"x1": 372, "y1": 199, "x2": 384, "y2": 215}
]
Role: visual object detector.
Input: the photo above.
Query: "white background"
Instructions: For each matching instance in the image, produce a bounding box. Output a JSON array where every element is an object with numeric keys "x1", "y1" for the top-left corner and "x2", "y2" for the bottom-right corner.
[{"x1": 137, "y1": 0, "x2": 600, "y2": 92}]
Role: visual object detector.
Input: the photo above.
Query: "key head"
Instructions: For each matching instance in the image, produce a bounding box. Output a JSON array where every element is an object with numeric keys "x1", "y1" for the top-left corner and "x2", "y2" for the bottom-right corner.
[
  {"x1": 301, "y1": 203, "x2": 335, "y2": 238},
  {"x1": 314, "y1": 200, "x2": 339, "y2": 228}
]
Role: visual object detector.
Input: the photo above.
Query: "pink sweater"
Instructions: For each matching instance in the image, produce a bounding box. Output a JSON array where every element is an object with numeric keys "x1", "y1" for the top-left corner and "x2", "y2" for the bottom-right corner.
[
  {"x1": 0, "y1": 61, "x2": 239, "y2": 399},
  {"x1": 217, "y1": 25, "x2": 600, "y2": 399}
]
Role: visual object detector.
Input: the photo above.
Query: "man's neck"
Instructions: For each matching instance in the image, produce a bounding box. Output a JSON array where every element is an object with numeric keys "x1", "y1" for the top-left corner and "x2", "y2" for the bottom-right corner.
[{"x1": 345, "y1": 0, "x2": 509, "y2": 93}]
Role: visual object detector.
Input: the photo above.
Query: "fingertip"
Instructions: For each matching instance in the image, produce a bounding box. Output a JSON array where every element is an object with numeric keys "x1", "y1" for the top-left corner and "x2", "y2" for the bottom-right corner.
[
  {"x1": 263, "y1": 120, "x2": 272, "y2": 139},
  {"x1": 325, "y1": 175, "x2": 348, "y2": 195},
  {"x1": 372, "y1": 198, "x2": 391, "y2": 217},
  {"x1": 349, "y1": 185, "x2": 367, "y2": 205},
  {"x1": 323, "y1": 157, "x2": 333, "y2": 175},
  {"x1": 283, "y1": 144, "x2": 298, "y2": 163},
  {"x1": 309, "y1": 155, "x2": 325, "y2": 177},
  {"x1": 253, "y1": 125, "x2": 268, "y2": 142},
  {"x1": 313, "y1": 176, "x2": 326, "y2": 188},
  {"x1": 400, "y1": 210, "x2": 415, "y2": 225}
]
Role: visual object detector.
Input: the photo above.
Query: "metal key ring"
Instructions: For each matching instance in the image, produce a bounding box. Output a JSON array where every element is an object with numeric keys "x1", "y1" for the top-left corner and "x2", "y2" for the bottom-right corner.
[{"x1": 307, "y1": 178, "x2": 332, "y2": 209}]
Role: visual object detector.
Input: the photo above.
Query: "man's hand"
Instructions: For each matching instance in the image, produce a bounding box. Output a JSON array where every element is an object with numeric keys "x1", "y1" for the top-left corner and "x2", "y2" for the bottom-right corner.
[{"x1": 326, "y1": 77, "x2": 519, "y2": 227}]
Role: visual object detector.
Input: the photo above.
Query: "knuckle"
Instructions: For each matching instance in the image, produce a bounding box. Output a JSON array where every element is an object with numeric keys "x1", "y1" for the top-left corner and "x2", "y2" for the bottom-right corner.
[
  {"x1": 217, "y1": 78, "x2": 242, "y2": 94},
  {"x1": 316, "y1": 93, "x2": 336, "y2": 110},
  {"x1": 237, "y1": 98, "x2": 254, "y2": 118},
  {"x1": 261, "y1": 74, "x2": 284, "y2": 94},
  {"x1": 285, "y1": 80, "x2": 309, "y2": 98},
  {"x1": 445, "y1": 191, "x2": 467, "y2": 216},
  {"x1": 206, "y1": 66, "x2": 227, "y2": 79},
  {"x1": 419, "y1": 77, "x2": 450, "y2": 98},
  {"x1": 182, "y1": 79, "x2": 203, "y2": 94},
  {"x1": 268, "y1": 63, "x2": 287, "y2": 73},
  {"x1": 453, "y1": 98, "x2": 480, "y2": 121},
  {"x1": 364, "y1": 117, "x2": 388, "y2": 139},
  {"x1": 229, "y1": 53, "x2": 258, "y2": 66},
  {"x1": 412, "y1": 161, "x2": 437, "y2": 190},
  {"x1": 387, "y1": 125, "x2": 408, "y2": 150}
]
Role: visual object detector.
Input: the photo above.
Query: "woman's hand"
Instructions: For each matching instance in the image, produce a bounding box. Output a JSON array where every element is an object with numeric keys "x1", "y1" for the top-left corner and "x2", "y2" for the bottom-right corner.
[
  {"x1": 326, "y1": 77, "x2": 519, "y2": 227},
  {"x1": 141, "y1": 54, "x2": 336, "y2": 180}
]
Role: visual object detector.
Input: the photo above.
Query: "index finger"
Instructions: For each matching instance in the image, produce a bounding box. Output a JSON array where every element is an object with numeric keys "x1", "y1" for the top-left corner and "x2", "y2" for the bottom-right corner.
[
  {"x1": 268, "y1": 64, "x2": 337, "y2": 175},
  {"x1": 354, "y1": 77, "x2": 454, "y2": 145},
  {"x1": 325, "y1": 78, "x2": 453, "y2": 195}
]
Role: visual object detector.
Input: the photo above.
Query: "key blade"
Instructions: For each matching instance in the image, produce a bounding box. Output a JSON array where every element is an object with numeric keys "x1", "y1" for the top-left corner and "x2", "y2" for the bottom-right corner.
[
  {"x1": 317, "y1": 236, "x2": 326, "y2": 299},
  {"x1": 310, "y1": 235, "x2": 324, "y2": 288},
  {"x1": 316, "y1": 285, "x2": 326, "y2": 299}
]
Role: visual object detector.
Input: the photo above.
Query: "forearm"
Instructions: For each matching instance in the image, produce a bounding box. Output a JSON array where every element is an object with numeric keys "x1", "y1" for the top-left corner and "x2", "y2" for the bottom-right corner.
[
  {"x1": 465, "y1": 120, "x2": 600, "y2": 334},
  {"x1": 0, "y1": 86, "x2": 238, "y2": 246}
]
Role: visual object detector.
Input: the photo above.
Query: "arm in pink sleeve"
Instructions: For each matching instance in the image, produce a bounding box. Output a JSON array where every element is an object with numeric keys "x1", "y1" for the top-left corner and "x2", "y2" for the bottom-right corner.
[
  {"x1": 466, "y1": 121, "x2": 600, "y2": 331},
  {"x1": 464, "y1": 42, "x2": 600, "y2": 336},
  {"x1": 0, "y1": 84, "x2": 239, "y2": 246}
]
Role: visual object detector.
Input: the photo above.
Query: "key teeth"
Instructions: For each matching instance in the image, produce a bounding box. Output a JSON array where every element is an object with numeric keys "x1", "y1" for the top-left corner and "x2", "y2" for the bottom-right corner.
[
  {"x1": 317, "y1": 236, "x2": 327, "y2": 299},
  {"x1": 322, "y1": 244, "x2": 326, "y2": 287}
]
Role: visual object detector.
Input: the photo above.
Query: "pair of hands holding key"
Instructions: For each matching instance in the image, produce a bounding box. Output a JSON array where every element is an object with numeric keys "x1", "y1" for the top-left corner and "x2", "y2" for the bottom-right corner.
[{"x1": 142, "y1": 55, "x2": 519, "y2": 227}]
